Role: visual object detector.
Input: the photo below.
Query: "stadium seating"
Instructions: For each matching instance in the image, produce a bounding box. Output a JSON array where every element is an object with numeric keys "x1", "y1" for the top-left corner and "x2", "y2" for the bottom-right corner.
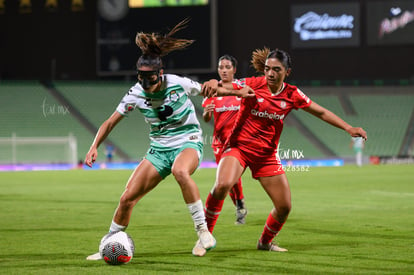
[
  {"x1": 0, "y1": 81, "x2": 95, "y2": 164},
  {"x1": 293, "y1": 87, "x2": 414, "y2": 157},
  {"x1": 349, "y1": 94, "x2": 413, "y2": 156},
  {"x1": 293, "y1": 94, "x2": 352, "y2": 157},
  {"x1": 54, "y1": 81, "x2": 146, "y2": 163},
  {"x1": 1, "y1": 81, "x2": 412, "y2": 164}
]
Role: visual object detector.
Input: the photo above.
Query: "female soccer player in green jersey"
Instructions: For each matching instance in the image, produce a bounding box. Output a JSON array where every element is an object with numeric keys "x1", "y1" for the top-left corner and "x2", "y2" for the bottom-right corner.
[{"x1": 84, "y1": 19, "x2": 230, "y2": 259}]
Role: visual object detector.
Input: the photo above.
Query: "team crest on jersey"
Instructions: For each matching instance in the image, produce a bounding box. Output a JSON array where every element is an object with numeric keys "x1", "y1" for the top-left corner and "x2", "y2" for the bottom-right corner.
[
  {"x1": 169, "y1": 90, "x2": 179, "y2": 102},
  {"x1": 280, "y1": 100, "x2": 287, "y2": 108},
  {"x1": 257, "y1": 98, "x2": 264, "y2": 103},
  {"x1": 234, "y1": 79, "x2": 246, "y2": 87}
]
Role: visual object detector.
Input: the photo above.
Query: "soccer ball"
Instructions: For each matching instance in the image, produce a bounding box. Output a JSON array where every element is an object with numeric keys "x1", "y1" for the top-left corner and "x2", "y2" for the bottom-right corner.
[{"x1": 99, "y1": 231, "x2": 135, "y2": 265}]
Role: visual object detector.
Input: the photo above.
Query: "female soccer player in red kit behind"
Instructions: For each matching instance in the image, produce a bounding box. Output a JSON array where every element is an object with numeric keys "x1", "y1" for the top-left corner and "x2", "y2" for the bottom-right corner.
[
  {"x1": 202, "y1": 55, "x2": 247, "y2": 225},
  {"x1": 201, "y1": 48, "x2": 367, "y2": 253}
]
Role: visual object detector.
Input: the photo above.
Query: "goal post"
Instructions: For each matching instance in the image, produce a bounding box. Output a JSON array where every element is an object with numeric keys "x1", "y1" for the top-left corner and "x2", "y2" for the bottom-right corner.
[{"x1": 0, "y1": 133, "x2": 78, "y2": 166}]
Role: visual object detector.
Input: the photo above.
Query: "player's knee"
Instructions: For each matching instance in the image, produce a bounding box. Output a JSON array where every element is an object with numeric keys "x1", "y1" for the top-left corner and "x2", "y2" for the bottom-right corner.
[
  {"x1": 119, "y1": 193, "x2": 136, "y2": 210},
  {"x1": 277, "y1": 204, "x2": 291, "y2": 218},
  {"x1": 171, "y1": 168, "x2": 191, "y2": 184},
  {"x1": 214, "y1": 179, "x2": 233, "y2": 196}
]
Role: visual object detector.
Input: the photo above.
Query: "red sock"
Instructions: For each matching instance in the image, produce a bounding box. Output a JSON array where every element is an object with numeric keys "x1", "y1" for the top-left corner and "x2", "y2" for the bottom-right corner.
[
  {"x1": 259, "y1": 213, "x2": 284, "y2": 244},
  {"x1": 229, "y1": 179, "x2": 244, "y2": 207},
  {"x1": 232, "y1": 179, "x2": 244, "y2": 200},
  {"x1": 228, "y1": 190, "x2": 236, "y2": 206},
  {"x1": 205, "y1": 192, "x2": 224, "y2": 233}
]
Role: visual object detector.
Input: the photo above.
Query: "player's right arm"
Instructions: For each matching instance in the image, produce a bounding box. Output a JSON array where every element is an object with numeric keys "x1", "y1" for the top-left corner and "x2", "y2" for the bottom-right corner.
[
  {"x1": 303, "y1": 101, "x2": 367, "y2": 140},
  {"x1": 84, "y1": 111, "x2": 124, "y2": 167}
]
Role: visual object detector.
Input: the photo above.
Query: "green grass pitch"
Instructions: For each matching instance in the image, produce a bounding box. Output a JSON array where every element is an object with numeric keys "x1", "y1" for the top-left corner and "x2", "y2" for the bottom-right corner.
[{"x1": 0, "y1": 165, "x2": 413, "y2": 274}]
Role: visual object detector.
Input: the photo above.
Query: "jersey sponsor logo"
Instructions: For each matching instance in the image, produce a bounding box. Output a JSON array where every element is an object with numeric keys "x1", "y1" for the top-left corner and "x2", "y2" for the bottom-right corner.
[
  {"x1": 152, "y1": 120, "x2": 183, "y2": 132},
  {"x1": 251, "y1": 109, "x2": 285, "y2": 120},
  {"x1": 189, "y1": 135, "x2": 199, "y2": 141},
  {"x1": 144, "y1": 98, "x2": 152, "y2": 107},
  {"x1": 142, "y1": 97, "x2": 165, "y2": 108},
  {"x1": 215, "y1": 105, "x2": 240, "y2": 112},
  {"x1": 156, "y1": 105, "x2": 173, "y2": 121}
]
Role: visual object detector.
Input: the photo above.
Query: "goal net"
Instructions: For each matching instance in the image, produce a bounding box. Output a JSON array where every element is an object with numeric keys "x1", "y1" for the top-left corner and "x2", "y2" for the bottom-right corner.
[{"x1": 0, "y1": 133, "x2": 78, "y2": 165}]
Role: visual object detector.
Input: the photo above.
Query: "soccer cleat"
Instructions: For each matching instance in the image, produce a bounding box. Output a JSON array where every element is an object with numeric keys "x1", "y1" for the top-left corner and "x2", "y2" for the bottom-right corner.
[
  {"x1": 192, "y1": 239, "x2": 207, "y2": 257},
  {"x1": 235, "y1": 208, "x2": 248, "y2": 225},
  {"x1": 86, "y1": 252, "x2": 103, "y2": 260},
  {"x1": 257, "y1": 241, "x2": 288, "y2": 252},
  {"x1": 198, "y1": 229, "x2": 216, "y2": 251}
]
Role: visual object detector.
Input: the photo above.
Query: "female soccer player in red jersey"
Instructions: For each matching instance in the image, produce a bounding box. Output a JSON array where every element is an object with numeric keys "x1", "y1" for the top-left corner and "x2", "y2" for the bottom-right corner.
[
  {"x1": 202, "y1": 55, "x2": 248, "y2": 225},
  {"x1": 202, "y1": 48, "x2": 367, "y2": 252}
]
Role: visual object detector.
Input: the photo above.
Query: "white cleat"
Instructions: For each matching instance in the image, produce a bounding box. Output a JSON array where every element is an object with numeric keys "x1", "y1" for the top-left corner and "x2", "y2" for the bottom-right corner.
[
  {"x1": 235, "y1": 208, "x2": 248, "y2": 225},
  {"x1": 86, "y1": 252, "x2": 102, "y2": 260},
  {"x1": 198, "y1": 229, "x2": 216, "y2": 251},
  {"x1": 192, "y1": 239, "x2": 207, "y2": 257},
  {"x1": 257, "y1": 241, "x2": 288, "y2": 252}
]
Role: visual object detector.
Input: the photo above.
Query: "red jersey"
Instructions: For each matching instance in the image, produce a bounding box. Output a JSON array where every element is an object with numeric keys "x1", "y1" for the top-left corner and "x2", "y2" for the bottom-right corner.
[
  {"x1": 228, "y1": 76, "x2": 312, "y2": 156},
  {"x1": 202, "y1": 96, "x2": 241, "y2": 148}
]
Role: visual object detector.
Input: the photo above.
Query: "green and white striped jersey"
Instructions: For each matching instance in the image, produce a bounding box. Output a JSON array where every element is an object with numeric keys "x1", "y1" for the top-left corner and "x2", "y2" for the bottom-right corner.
[{"x1": 116, "y1": 74, "x2": 203, "y2": 151}]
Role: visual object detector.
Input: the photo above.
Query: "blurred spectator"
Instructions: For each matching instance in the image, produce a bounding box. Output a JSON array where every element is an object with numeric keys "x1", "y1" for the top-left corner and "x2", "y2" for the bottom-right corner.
[{"x1": 105, "y1": 144, "x2": 115, "y2": 163}]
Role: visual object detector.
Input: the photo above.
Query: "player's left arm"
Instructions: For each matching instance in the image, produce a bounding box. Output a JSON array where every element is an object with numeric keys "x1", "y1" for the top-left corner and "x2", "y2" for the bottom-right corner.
[
  {"x1": 203, "y1": 104, "x2": 214, "y2": 122},
  {"x1": 303, "y1": 101, "x2": 367, "y2": 140},
  {"x1": 202, "y1": 79, "x2": 255, "y2": 98}
]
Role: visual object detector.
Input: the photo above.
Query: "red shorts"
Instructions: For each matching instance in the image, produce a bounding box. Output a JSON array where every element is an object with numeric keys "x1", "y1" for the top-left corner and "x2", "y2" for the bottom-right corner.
[
  {"x1": 212, "y1": 146, "x2": 223, "y2": 164},
  {"x1": 221, "y1": 147, "x2": 285, "y2": 179}
]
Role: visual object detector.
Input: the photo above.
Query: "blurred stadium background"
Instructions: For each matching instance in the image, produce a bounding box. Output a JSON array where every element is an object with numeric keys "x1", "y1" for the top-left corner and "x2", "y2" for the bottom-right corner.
[{"x1": 0, "y1": 0, "x2": 413, "y2": 169}]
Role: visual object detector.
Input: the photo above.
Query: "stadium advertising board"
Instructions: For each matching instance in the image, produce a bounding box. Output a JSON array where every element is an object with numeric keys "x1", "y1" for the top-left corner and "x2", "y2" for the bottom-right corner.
[
  {"x1": 291, "y1": 3, "x2": 360, "y2": 48},
  {"x1": 366, "y1": 1, "x2": 414, "y2": 46}
]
